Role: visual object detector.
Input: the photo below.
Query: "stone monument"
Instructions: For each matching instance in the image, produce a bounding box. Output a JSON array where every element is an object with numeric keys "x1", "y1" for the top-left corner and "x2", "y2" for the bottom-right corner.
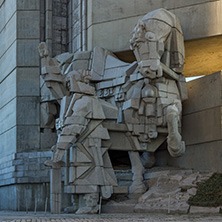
[{"x1": 38, "y1": 8, "x2": 187, "y2": 214}]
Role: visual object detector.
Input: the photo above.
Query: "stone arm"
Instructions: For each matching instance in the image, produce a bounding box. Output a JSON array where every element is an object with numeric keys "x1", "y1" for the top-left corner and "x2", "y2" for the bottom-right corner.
[{"x1": 38, "y1": 42, "x2": 66, "y2": 102}]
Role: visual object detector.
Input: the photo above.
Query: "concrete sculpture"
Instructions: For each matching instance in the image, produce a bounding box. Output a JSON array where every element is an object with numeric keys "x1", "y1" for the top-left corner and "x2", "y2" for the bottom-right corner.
[{"x1": 38, "y1": 8, "x2": 187, "y2": 214}]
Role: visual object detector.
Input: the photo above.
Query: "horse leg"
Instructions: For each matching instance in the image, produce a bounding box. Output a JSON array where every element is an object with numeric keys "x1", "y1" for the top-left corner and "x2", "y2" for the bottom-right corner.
[
  {"x1": 128, "y1": 151, "x2": 146, "y2": 194},
  {"x1": 140, "y1": 152, "x2": 156, "y2": 168},
  {"x1": 166, "y1": 103, "x2": 185, "y2": 157}
]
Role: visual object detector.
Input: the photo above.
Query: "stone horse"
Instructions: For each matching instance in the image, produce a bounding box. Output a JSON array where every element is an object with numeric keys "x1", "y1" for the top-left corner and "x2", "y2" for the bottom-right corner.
[{"x1": 38, "y1": 8, "x2": 187, "y2": 214}]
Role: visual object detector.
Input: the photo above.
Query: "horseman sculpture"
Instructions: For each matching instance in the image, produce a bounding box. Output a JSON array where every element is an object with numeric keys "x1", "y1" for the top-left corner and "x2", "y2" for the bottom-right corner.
[{"x1": 38, "y1": 8, "x2": 188, "y2": 214}]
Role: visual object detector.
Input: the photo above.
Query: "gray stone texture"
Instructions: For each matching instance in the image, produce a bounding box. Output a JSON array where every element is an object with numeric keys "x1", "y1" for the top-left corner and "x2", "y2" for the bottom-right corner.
[
  {"x1": 0, "y1": 12, "x2": 16, "y2": 59},
  {"x1": 0, "y1": 98, "x2": 16, "y2": 135},
  {"x1": 156, "y1": 72, "x2": 222, "y2": 172},
  {"x1": 17, "y1": 68, "x2": 40, "y2": 96},
  {"x1": 86, "y1": 0, "x2": 222, "y2": 51},
  {"x1": 0, "y1": 0, "x2": 43, "y2": 211},
  {"x1": 0, "y1": 41, "x2": 16, "y2": 83},
  {"x1": 1, "y1": 0, "x2": 222, "y2": 214},
  {"x1": 0, "y1": 69, "x2": 16, "y2": 109},
  {"x1": 0, "y1": 183, "x2": 71, "y2": 211},
  {"x1": 51, "y1": 0, "x2": 68, "y2": 56}
]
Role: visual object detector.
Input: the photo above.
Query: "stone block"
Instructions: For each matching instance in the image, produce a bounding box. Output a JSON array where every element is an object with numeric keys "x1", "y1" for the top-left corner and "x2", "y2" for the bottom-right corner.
[
  {"x1": 90, "y1": 125, "x2": 110, "y2": 140},
  {"x1": 156, "y1": 82, "x2": 167, "y2": 92},
  {"x1": 74, "y1": 51, "x2": 91, "y2": 60},
  {"x1": 123, "y1": 99, "x2": 140, "y2": 110},
  {"x1": 91, "y1": 47, "x2": 106, "y2": 81},
  {"x1": 17, "y1": 39, "x2": 40, "y2": 67},
  {"x1": 183, "y1": 72, "x2": 222, "y2": 115},
  {"x1": 17, "y1": 11, "x2": 40, "y2": 39},
  {"x1": 17, "y1": 68, "x2": 40, "y2": 96},
  {"x1": 41, "y1": 82, "x2": 57, "y2": 102},
  {"x1": 15, "y1": 152, "x2": 29, "y2": 159},
  {"x1": 105, "y1": 54, "x2": 129, "y2": 70},
  {"x1": 40, "y1": 129, "x2": 57, "y2": 149},
  {"x1": 72, "y1": 60, "x2": 89, "y2": 70},
  {"x1": 17, "y1": 126, "x2": 40, "y2": 152},
  {"x1": 0, "y1": 166, "x2": 15, "y2": 175},
  {"x1": 0, "y1": 13, "x2": 16, "y2": 58},
  {"x1": 87, "y1": 0, "x2": 222, "y2": 52},
  {"x1": 130, "y1": 73, "x2": 144, "y2": 82},
  {"x1": 113, "y1": 186, "x2": 128, "y2": 194},
  {"x1": 17, "y1": 0, "x2": 40, "y2": 10},
  {"x1": 0, "y1": 69, "x2": 16, "y2": 109},
  {"x1": 12, "y1": 159, "x2": 24, "y2": 165},
  {"x1": 167, "y1": 92, "x2": 179, "y2": 100},
  {"x1": 189, "y1": 206, "x2": 220, "y2": 214},
  {"x1": 112, "y1": 76, "x2": 126, "y2": 87},
  {"x1": 77, "y1": 82, "x2": 95, "y2": 95},
  {"x1": 96, "y1": 80, "x2": 113, "y2": 90},
  {"x1": 0, "y1": 41, "x2": 16, "y2": 83},
  {"x1": 64, "y1": 185, "x2": 75, "y2": 194},
  {"x1": 75, "y1": 185, "x2": 99, "y2": 194},
  {"x1": 167, "y1": 80, "x2": 179, "y2": 94},
  {"x1": 87, "y1": 16, "x2": 142, "y2": 52},
  {"x1": 0, "y1": 0, "x2": 16, "y2": 32},
  {"x1": 104, "y1": 66, "x2": 128, "y2": 80},
  {"x1": 177, "y1": 75, "x2": 188, "y2": 101},
  {"x1": 40, "y1": 151, "x2": 51, "y2": 158},
  {"x1": 100, "y1": 100, "x2": 118, "y2": 119},
  {"x1": 50, "y1": 168, "x2": 62, "y2": 193},
  {"x1": 108, "y1": 131, "x2": 140, "y2": 151},
  {"x1": 165, "y1": 140, "x2": 222, "y2": 172},
  {"x1": 89, "y1": 0, "x2": 212, "y2": 26},
  {"x1": 0, "y1": 98, "x2": 16, "y2": 135},
  {"x1": 182, "y1": 107, "x2": 222, "y2": 146},
  {"x1": 175, "y1": 1, "x2": 222, "y2": 40},
  {"x1": 17, "y1": 97, "x2": 40, "y2": 125}
]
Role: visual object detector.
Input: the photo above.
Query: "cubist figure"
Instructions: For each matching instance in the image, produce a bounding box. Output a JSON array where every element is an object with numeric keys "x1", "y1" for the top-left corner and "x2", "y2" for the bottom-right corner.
[
  {"x1": 39, "y1": 43, "x2": 117, "y2": 214},
  {"x1": 38, "y1": 8, "x2": 188, "y2": 214}
]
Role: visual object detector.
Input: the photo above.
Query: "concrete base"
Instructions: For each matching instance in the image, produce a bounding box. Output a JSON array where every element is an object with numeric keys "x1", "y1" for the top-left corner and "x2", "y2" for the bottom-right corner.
[{"x1": 0, "y1": 183, "x2": 71, "y2": 212}]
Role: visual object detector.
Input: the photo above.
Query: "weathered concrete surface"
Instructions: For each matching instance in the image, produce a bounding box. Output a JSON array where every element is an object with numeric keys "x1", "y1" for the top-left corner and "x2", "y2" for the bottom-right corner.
[
  {"x1": 17, "y1": 68, "x2": 40, "y2": 96},
  {"x1": 182, "y1": 72, "x2": 222, "y2": 146},
  {"x1": 156, "y1": 72, "x2": 222, "y2": 172},
  {"x1": 0, "y1": 0, "x2": 43, "y2": 211},
  {"x1": 0, "y1": 127, "x2": 16, "y2": 158},
  {"x1": 183, "y1": 71, "x2": 222, "y2": 114},
  {"x1": 86, "y1": 0, "x2": 222, "y2": 52},
  {"x1": 156, "y1": 140, "x2": 222, "y2": 172},
  {"x1": 0, "y1": 69, "x2": 16, "y2": 109},
  {"x1": 182, "y1": 107, "x2": 222, "y2": 145},
  {"x1": 0, "y1": 183, "x2": 71, "y2": 211}
]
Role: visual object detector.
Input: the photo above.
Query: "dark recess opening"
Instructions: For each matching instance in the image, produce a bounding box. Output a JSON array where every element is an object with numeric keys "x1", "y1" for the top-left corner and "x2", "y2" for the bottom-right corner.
[{"x1": 108, "y1": 150, "x2": 131, "y2": 169}]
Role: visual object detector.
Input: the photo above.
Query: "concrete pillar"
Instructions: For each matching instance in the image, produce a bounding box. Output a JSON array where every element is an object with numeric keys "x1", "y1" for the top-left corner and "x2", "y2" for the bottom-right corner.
[{"x1": 50, "y1": 167, "x2": 62, "y2": 214}]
